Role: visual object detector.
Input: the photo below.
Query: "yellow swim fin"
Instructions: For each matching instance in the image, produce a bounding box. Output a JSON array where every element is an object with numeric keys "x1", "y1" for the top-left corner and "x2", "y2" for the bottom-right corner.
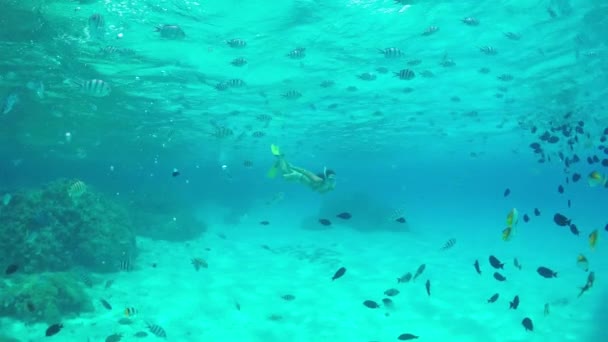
[
  {"x1": 267, "y1": 165, "x2": 278, "y2": 179},
  {"x1": 270, "y1": 144, "x2": 281, "y2": 156}
]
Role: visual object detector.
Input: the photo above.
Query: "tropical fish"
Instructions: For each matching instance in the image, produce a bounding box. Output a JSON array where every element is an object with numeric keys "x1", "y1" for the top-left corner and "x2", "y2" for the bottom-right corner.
[
  {"x1": 509, "y1": 295, "x2": 519, "y2": 309},
  {"x1": 514, "y1": 258, "x2": 522, "y2": 270},
  {"x1": 191, "y1": 257, "x2": 208, "y2": 271},
  {"x1": 502, "y1": 226, "x2": 513, "y2": 241},
  {"x1": 88, "y1": 13, "x2": 105, "y2": 40},
  {"x1": 425, "y1": 279, "x2": 431, "y2": 296},
  {"x1": 363, "y1": 300, "x2": 380, "y2": 309},
  {"x1": 226, "y1": 38, "x2": 247, "y2": 48},
  {"x1": 422, "y1": 26, "x2": 439, "y2": 36},
  {"x1": 67, "y1": 180, "x2": 87, "y2": 198},
  {"x1": 397, "y1": 333, "x2": 419, "y2": 340},
  {"x1": 413, "y1": 264, "x2": 426, "y2": 281},
  {"x1": 100, "y1": 299, "x2": 112, "y2": 310},
  {"x1": 286, "y1": 47, "x2": 306, "y2": 59},
  {"x1": 146, "y1": 322, "x2": 167, "y2": 338},
  {"x1": 1, "y1": 91, "x2": 19, "y2": 114},
  {"x1": 553, "y1": 213, "x2": 571, "y2": 227},
  {"x1": 336, "y1": 212, "x2": 351, "y2": 220},
  {"x1": 577, "y1": 254, "x2": 589, "y2": 271},
  {"x1": 589, "y1": 229, "x2": 598, "y2": 250},
  {"x1": 544, "y1": 303, "x2": 550, "y2": 316},
  {"x1": 394, "y1": 69, "x2": 415, "y2": 80},
  {"x1": 230, "y1": 57, "x2": 247, "y2": 67},
  {"x1": 384, "y1": 288, "x2": 400, "y2": 297},
  {"x1": 73, "y1": 79, "x2": 111, "y2": 97},
  {"x1": 487, "y1": 293, "x2": 499, "y2": 303},
  {"x1": 397, "y1": 272, "x2": 412, "y2": 283},
  {"x1": 462, "y1": 17, "x2": 479, "y2": 26},
  {"x1": 318, "y1": 218, "x2": 331, "y2": 226},
  {"x1": 493, "y1": 272, "x2": 506, "y2": 282},
  {"x1": 45, "y1": 323, "x2": 63, "y2": 337},
  {"x1": 522, "y1": 317, "x2": 533, "y2": 332},
  {"x1": 382, "y1": 297, "x2": 394, "y2": 307},
  {"x1": 578, "y1": 271, "x2": 595, "y2": 297},
  {"x1": 124, "y1": 307, "x2": 137, "y2": 317},
  {"x1": 379, "y1": 47, "x2": 403, "y2": 58},
  {"x1": 332, "y1": 267, "x2": 346, "y2": 281},
  {"x1": 440, "y1": 238, "x2": 456, "y2": 251},
  {"x1": 2, "y1": 193, "x2": 12, "y2": 206},
  {"x1": 489, "y1": 255, "x2": 504, "y2": 269},
  {"x1": 155, "y1": 25, "x2": 185, "y2": 39},
  {"x1": 569, "y1": 224, "x2": 580, "y2": 236},
  {"x1": 537, "y1": 266, "x2": 558, "y2": 278},
  {"x1": 105, "y1": 333, "x2": 122, "y2": 342},
  {"x1": 473, "y1": 260, "x2": 481, "y2": 274},
  {"x1": 588, "y1": 171, "x2": 606, "y2": 187},
  {"x1": 506, "y1": 208, "x2": 518, "y2": 227},
  {"x1": 503, "y1": 188, "x2": 511, "y2": 197}
]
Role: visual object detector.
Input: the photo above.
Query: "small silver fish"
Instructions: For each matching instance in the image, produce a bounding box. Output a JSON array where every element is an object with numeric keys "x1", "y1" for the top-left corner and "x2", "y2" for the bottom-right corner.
[{"x1": 1, "y1": 92, "x2": 19, "y2": 114}]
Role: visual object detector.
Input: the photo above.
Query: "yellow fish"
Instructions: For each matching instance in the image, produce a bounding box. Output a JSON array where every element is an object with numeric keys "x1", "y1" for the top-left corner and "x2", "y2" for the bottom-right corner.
[
  {"x1": 502, "y1": 226, "x2": 513, "y2": 241},
  {"x1": 576, "y1": 254, "x2": 589, "y2": 271},
  {"x1": 587, "y1": 171, "x2": 606, "y2": 187},
  {"x1": 589, "y1": 229, "x2": 598, "y2": 250},
  {"x1": 506, "y1": 208, "x2": 518, "y2": 228}
]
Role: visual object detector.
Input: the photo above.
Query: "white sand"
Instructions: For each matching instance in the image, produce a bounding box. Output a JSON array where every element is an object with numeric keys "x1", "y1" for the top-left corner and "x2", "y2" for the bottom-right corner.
[{"x1": 2, "y1": 216, "x2": 606, "y2": 342}]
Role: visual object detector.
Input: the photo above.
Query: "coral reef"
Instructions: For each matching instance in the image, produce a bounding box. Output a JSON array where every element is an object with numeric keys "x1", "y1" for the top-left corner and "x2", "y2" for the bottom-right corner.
[
  {"x1": 0, "y1": 179, "x2": 136, "y2": 273},
  {"x1": 0, "y1": 272, "x2": 93, "y2": 323}
]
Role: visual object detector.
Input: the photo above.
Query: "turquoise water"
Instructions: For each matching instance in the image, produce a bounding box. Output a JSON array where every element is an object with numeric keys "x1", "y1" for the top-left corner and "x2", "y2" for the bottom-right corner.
[{"x1": 1, "y1": 0, "x2": 607, "y2": 341}]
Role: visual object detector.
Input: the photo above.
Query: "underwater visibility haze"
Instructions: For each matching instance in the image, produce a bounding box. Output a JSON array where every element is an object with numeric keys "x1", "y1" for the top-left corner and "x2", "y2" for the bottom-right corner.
[{"x1": 1, "y1": 0, "x2": 607, "y2": 341}]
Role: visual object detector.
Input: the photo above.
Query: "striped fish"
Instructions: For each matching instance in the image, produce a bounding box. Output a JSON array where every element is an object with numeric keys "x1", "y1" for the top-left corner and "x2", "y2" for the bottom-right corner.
[
  {"x1": 226, "y1": 38, "x2": 247, "y2": 48},
  {"x1": 286, "y1": 48, "x2": 306, "y2": 59},
  {"x1": 88, "y1": 13, "x2": 105, "y2": 40},
  {"x1": 68, "y1": 180, "x2": 87, "y2": 198},
  {"x1": 379, "y1": 47, "x2": 402, "y2": 58},
  {"x1": 394, "y1": 69, "x2": 415, "y2": 80},
  {"x1": 230, "y1": 57, "x2": 247, "y2": 67},
  {"x1": 226, "y1": 79, "x2": 245, "y2": 88},
  {"x1": 479, "y1": 46, "x2": 498, "y2": 55},
  {"x1": 440, "y1": 238, "x2": 456, "y2": 251},
  {"x1": 119, "y1": 259, "x2": 132, "y2": 271},
  {"x1": 74, "y1": 79, "x2": 111, "y2": 97},
  {"x1": 422, "y1": 26, "x2": 439, "y2": 36},
  {"x1": 281, "y1": 90, "x2": 301, "y2": 99},
  {"x1": 146, "y1": 322, "x2": 167, "y2": 338}
]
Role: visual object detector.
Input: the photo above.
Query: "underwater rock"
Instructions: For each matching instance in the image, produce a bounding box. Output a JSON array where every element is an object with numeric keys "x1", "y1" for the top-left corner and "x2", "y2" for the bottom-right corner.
[
  {"x1": 0, "y1": 272, "x2": 93, "y2": 323},
  {"x1": 0, "y1": 179, "x2": 137, "y2": 273}
]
